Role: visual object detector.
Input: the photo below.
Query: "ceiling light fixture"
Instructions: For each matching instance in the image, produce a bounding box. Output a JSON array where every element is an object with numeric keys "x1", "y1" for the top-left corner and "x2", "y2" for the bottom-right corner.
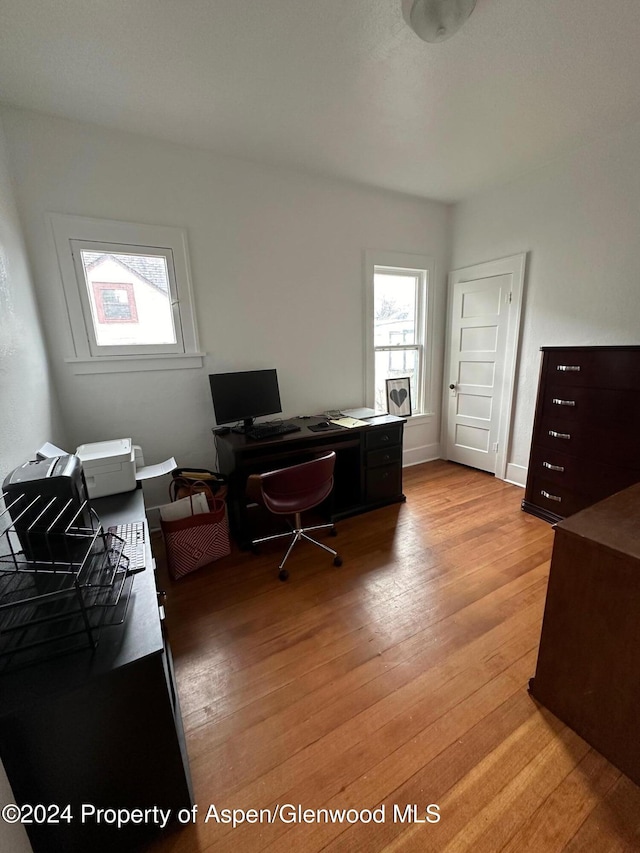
[{"x1": 403, "y1": 0, "x2": 477, "y2": 43}]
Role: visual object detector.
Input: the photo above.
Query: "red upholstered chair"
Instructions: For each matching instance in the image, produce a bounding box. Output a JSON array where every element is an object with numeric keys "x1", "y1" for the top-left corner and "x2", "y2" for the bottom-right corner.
[{"x1": 247, "y1": 451, "x2": 342, "y2": 581}]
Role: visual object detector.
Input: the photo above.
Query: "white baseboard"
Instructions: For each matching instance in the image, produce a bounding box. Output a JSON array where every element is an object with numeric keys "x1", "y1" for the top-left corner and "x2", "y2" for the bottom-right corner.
[
  {"x1": 505, "y1": 463, "x2": 527, "y2": 488},
  {"x1": 401, "y1": 454, "x2": 528, "y2": 485},
  {"x1": 403, "y1": 443, "x2": 441, "y2": 467}
]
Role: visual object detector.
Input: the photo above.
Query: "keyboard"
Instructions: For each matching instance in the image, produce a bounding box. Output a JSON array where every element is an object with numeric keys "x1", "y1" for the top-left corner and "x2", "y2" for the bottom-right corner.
[
  {"x1": 108, "y1": 521, "x2": 146, "y2": 574},
  {"x1": 245, "y1": 422, "x2": 301, "y2": 440}
]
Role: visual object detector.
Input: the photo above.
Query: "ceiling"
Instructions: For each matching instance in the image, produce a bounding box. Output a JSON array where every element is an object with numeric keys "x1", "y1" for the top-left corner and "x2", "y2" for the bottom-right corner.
[{"x1": 1, "y1": 0, "x2": 640, "y2": 202}]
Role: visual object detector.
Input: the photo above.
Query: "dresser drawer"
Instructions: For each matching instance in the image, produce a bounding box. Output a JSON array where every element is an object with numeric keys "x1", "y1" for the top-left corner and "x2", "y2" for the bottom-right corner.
[
  {"x1": 545, "y1": 348, "x2": 640, "y2": 390},
  {"x1": 365, "y1": 424, "x2": 403, "y2": 451},
  {"x1": 541, "y1": 386, "x2": 640, "y2": 427},
  {"x1": 590, "y1": 349, "x2": 640, "y2": 390},
  {"x1": 529, "y1": 445, "x2": 640, "y2": 498},
  {"x1": 367, "y1": 445, "x2": 402, "y2": 469},
  {"x1": 544, "y1": 350, "x2": 593, "y2": 386},
  {"x1": 537, "y1": 420, "x2": 640, "y2": 466},
  {"x1": 539, "y1": 385, "x2": 585, "y2": 423},
  {"x1": 528, "y1": 446, "x2": 582, "y2": 490},
  {"x1": 527, "y1": 476, "x2": 591, "y2": 518},
  {"x1": 365, "y1": 464, "x2": 402, "y2": 503}
]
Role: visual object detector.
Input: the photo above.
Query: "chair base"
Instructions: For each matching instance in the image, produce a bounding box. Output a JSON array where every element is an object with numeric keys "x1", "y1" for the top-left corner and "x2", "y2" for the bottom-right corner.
[{"x1": 251, "y1": 512, "x2": 342, "y2": 580}]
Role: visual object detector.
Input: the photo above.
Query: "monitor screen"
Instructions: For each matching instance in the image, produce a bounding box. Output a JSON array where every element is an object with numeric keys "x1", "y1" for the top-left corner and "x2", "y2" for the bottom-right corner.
[{"x1": 209, "y1": 369, "x2": 282, "y2": 428}]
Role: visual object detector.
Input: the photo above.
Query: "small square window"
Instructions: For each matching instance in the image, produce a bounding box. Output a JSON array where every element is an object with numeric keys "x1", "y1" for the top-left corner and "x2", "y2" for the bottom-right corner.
[
  {"x1": 70, "y1": 241, "x2": 184, "y2": 356},
  {"x1": 49, "y1": 214, "x2": 203, "y2": 373}
]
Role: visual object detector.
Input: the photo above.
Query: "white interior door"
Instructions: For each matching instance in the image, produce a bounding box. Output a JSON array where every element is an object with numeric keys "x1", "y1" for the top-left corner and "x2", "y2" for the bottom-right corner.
[{"x1": 445, "y1": 255, "x2": 526, "y2": 477}]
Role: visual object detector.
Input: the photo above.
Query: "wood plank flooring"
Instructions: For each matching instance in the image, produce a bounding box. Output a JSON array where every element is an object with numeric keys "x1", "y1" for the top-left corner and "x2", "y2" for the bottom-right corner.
[{"x1": 147, "y1": 461, "x2": 640, "y2": 853}]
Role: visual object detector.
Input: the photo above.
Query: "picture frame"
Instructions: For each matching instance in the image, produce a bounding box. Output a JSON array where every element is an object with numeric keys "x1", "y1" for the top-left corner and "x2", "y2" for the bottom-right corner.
[{"x1": 385, "y1": 377, "x2": 412, "y2": 417}]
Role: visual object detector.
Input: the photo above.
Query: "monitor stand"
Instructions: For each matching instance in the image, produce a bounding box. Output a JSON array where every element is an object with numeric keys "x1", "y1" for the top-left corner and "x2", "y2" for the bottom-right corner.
[{"x1": 232, "y1": 418, "x2": 255, "y2": 435}]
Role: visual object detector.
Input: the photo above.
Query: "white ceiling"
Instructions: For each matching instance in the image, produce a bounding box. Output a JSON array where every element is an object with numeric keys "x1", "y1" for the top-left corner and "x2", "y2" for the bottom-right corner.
[{"x1": 1, "y1": 0, "x2": 640, "y2": 202}]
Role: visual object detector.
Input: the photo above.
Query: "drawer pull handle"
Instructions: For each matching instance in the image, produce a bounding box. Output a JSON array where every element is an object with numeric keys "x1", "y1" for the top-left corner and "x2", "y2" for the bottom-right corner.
[
  {"x1": 552, "y1": 398, "x2": 576, "y2": 407},
  {"x1": 543, "y1": 462, "x2": 565, "y2": 472},
  {"x1": 557, "y1": 365, "x2": 581, "y2": 372},
  {"x1": 548, "y1": 430, "x2": 571, "y2": 440},
  {"x1": 541, "y1": 490, "x2": 562, "y2": 502},
  {"x1": 381, "y1": 435, "x2": 390, "y2": 442}
]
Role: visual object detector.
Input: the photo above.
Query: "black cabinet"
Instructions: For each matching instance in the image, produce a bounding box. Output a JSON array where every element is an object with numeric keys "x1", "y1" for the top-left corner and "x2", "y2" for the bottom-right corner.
[
  {"x1": 364, "y1": 423, "x2": 404, "y2": 505},
  {"x1": 0, "y1": 490, "x2": 192, "y2": 853}
]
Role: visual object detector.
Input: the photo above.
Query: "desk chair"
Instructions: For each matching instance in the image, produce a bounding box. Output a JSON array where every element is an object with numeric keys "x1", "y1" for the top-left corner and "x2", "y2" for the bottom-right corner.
[{"x1": 247, "y1": 451, "x2": 343, "y2": 581}]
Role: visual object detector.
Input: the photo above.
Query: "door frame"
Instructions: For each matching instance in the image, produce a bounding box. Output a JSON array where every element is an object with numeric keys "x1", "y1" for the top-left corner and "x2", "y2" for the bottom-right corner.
[{"x1": 442, "y1": 253, "x2": 527, "y2": 480}]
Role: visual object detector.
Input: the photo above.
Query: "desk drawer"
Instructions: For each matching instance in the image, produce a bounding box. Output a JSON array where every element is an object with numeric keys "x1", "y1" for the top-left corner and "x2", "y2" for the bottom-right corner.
[
  {"x1": 367, "y1": 445, "x2": 402, "y2": 469},
  {"x1": 366, "y1": 425, "x2": 403, "y2": 451},
  {"x1": 366, "y1": 464, "x2": 402, "y2": 503}
]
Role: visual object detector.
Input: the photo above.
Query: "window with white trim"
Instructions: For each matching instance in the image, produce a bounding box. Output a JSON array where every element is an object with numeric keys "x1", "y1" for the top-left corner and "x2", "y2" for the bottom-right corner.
[
  {"x1": 365, "y1": 251, "x2": 434, "y2": 416},
  {"x1": 49, "y1": 214, "x2": 203, "y2": 373}
]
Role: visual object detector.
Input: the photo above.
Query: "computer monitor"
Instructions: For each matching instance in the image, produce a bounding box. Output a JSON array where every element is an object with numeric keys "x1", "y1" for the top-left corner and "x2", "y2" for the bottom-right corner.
[{"x1": 209, "y1": 369, "x2": 282, "y2": 430}]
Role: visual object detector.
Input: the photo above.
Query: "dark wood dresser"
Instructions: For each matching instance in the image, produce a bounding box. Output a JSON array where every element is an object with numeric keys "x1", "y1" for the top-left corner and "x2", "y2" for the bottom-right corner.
[
  {"x1": 522, "y1": 345, "x2": 640, "y2": 523},
  {"x1": 529, "y1": 483, "x2": 640, "y2": 787}
]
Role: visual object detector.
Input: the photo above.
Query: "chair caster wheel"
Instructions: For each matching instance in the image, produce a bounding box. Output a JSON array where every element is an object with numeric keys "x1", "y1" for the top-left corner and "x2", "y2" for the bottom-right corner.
[
  {"x1": 330, "y1": 527, "x2": 338, "y2": 537},
  {"x1": 278, "y1": 569, "x2": 289, "y2": 582},
  {"x1": 333, "y1": 556, "x2": 343, "y2": 567}
]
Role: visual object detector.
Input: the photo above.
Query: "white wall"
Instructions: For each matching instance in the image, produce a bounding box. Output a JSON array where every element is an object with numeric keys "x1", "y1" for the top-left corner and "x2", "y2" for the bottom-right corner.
[
  {"x1": 0, "y1": 111, "x2": 64, "y2": 853},
  {"x1": 451, "y1": 118, "x2": 640, "y2": 484},
  {"x1": 1, "y1": 108, "x2": 452, "y2": 508}
]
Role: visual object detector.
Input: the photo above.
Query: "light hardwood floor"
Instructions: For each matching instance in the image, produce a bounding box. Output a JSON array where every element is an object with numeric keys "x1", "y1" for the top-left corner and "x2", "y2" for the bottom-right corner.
[{"x1": 148, "y1": 461, "x2": 640, "y2": 852}]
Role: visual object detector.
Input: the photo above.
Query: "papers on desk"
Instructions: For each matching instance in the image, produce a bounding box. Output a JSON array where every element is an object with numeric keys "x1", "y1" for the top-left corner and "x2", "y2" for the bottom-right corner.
[
  {"x1": 329, "y1": 417, "x2": 371, "y2": 429},
  {"x1": 341, "y1": 407, "x2": 377, "y2": 420}
]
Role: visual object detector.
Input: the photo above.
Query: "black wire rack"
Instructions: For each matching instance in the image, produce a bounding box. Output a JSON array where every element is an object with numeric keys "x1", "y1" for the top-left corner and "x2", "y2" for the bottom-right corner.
[{"x1": 0, "y1": 491, "x2": 135, "y2": 672}]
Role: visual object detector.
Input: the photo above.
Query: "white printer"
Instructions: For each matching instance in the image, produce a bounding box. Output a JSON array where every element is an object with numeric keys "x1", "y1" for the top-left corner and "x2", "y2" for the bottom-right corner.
[{"x1": 75, "y1": 438, "x2": 143, "y2": 499}]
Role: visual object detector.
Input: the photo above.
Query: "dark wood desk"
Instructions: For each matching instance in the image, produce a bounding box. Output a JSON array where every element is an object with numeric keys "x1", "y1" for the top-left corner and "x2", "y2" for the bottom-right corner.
[
  {"x1": 216, "y1": 415, "x2": 406, "y2": 547},
  {"x1": 0, "y1": 489, "x2": 192, "y2": 853}
]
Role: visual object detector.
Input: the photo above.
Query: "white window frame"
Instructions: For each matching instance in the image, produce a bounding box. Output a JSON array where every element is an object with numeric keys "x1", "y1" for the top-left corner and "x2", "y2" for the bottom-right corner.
[
  {"x1": 364, "y1": 250, "x2": 436, "y2": 418},
  {"x1": 48, "y1": 213, "x2": 204, "y2": 374}
]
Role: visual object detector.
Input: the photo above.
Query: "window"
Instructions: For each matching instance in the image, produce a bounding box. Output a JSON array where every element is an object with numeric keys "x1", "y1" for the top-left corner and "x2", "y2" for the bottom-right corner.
[
  {"x1": 365, "y1": 251, "x2": 435, "y2": 416},
  {"x1": 93, "y1": 282, "x2": 138, "y2": 324},
  {"x1": 49, "y1": 214, "x2": 203, "y2": 373},
  {"x1": 72, "y1": 245, "x2": 180, "y2": 353}
]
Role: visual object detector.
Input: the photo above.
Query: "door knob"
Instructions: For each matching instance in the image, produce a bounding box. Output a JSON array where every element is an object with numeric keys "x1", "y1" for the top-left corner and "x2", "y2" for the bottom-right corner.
[{"x1": 449, "y1": 384, "x2": 456, "y2": 390}]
